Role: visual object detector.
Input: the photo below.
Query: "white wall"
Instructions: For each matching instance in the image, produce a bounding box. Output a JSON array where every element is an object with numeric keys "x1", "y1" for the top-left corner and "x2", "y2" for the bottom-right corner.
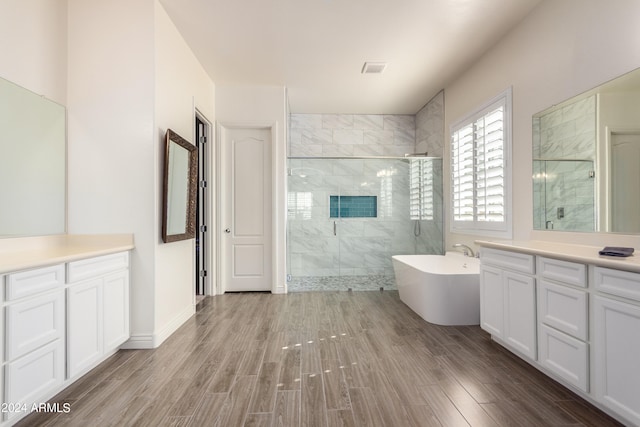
[
  {"x1": 154, "y1": 2, "x2": 215, "y2": 338},
  {"x1": 67, "y1": 0, "x2": 157, "y2": 342},
  {"x1": 0, "y1": 0, "x2": 67, "y2": 104},
  {"x1": 67, "y1": 0, "x2": 216, "y2": 348},
  {"x1": 3, "y1": 0, "x2": 215, "y2": 349},
  {"x1": 445, "y1": 0, "x2": 640, "y2": 250},
  {"x1": 216, "y1": 85, "x2": 288, "y2": 293}
]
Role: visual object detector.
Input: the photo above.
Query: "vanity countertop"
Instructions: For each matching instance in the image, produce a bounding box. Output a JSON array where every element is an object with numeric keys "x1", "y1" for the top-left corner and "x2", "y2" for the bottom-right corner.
[
  {"x1": 0, "y1": 234, "x2": 134, "y2": 274},
  {"x1": 475, "y1": 240, "x2": 640, "y2": 273}
]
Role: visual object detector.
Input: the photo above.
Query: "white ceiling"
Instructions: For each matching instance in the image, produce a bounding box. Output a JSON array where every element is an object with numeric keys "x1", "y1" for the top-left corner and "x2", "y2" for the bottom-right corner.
[{"x1": 159, "y1": 0, "x2": 542, "y2": 114}]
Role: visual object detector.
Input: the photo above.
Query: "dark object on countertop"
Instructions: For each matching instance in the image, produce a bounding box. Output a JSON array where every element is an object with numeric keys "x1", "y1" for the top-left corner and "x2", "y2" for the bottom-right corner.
[{"x1": 598, "y1": 246, "x2": 635, "y2": 257}]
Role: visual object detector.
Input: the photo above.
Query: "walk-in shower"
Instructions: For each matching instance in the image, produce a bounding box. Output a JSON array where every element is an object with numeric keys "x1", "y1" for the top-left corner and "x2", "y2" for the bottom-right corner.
[{"x1": 286, "y1": 156, "x2": 443, "y2": 292}]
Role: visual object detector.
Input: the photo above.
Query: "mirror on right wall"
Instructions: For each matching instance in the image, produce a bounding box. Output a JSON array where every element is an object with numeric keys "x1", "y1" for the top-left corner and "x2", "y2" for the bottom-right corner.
[{"x1": 533, "y1": 67, "x2": 640, "y2": 234}]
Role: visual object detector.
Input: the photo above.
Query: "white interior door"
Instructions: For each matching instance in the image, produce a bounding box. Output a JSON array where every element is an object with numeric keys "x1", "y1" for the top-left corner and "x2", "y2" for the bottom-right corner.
[
  {"x1": 221, "y1": 126, "x2": 272, "y2": 292},
  {"x1": 611, "y1": 133, "x2": 640, "y2": 232}
]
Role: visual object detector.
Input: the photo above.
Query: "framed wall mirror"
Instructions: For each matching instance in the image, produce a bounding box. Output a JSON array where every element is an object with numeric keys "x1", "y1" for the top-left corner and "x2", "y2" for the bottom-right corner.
[
  {"x1": 532, "y1": 67, "x2": 640, "y2": 234},
  {"x1": 162, "y1": 129, "x2": 198, "y2": 243}
]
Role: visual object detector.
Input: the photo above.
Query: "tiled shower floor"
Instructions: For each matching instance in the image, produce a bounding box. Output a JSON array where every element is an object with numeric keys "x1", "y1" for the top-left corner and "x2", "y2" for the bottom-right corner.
[{"x1": 287, "y1": 275, "x2": 397, "y2": 292}]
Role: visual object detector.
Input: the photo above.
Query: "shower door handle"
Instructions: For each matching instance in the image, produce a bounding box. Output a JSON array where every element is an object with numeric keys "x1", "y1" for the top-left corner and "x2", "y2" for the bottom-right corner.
[{"x1": 333, "y1": 221, "x2": 337, "y2": 236}]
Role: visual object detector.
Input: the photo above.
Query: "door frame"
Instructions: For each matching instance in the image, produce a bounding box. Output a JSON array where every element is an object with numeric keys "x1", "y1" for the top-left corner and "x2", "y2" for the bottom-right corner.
[
  {"x1": 216, "y1": 122, "x2": 282, "y2": 294},
  {"x1": 604, "y1": 127, "x2": 640, "y2": 232},
  {"x1": 193, "y1": 108, "x2": 216, "y2": 301},
  {"x1": 195, "y1": 110, "x2": 213, "y2": 297}
]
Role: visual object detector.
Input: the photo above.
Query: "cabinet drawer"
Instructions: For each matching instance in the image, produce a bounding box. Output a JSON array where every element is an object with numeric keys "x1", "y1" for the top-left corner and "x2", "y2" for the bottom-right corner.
[
  {"x1": 594, "y1": 267, "x2": 640, "y2": 302},
  {"x1": 5, "y1": 264, "x2": 65, "y2": 301},
  {"x1": 4, "y1": 339, "x2": 64, "y2": 421},
  {"x1": 67, "y1": 252, "x2": 129, "y2": 283},
  {"x1": 538, "y1": 324, "x2": 589, "y2": 392},
  {"x1": 481, "y1": 248, "x2": 534, "y2": 275},
  {"x1": 538, "y1": 280, "x2": 588, "y2": 340},
  {"x1": 538, "y1": 257, "x2": 586, "y2": 288},
  {"x1": 5, "y1": 290, "x2": 65, "y2": 361}
]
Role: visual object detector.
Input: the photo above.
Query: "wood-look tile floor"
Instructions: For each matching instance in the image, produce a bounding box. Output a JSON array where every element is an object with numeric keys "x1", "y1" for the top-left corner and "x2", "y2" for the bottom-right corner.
[{"x1": 18, "y1": 291, "x2": 624, "y2": 427}]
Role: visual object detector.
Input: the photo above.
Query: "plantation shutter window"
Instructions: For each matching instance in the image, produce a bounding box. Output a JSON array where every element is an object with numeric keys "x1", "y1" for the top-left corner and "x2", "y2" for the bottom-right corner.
[
  {"x1": 410, "y1": 159, "x2": 434, "y2": 221},
  {"x1": 450, "y1": 88, "x2": 512, "y2": 237},
  {"x1": 452, "y1": 123, "x2": 475, "y2": 222}
]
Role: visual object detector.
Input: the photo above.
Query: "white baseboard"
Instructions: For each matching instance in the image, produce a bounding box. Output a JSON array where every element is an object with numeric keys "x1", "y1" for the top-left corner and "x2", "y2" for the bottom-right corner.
[
  {"x1": 120, "y1": 304, "x2": 195, "y2": 349},
  {"x1": 120, "y1": 334, "x2": 154, "y2": 349},
  {"x1": 153, "y1": 304, "x2": 195, "y2": 347}
]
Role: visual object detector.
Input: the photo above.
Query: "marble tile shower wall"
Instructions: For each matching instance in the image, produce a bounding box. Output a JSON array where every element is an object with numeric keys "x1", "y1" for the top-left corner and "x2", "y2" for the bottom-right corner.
[
  {"x1": 287, "y1": 97, "x2": 444, "y2": 290},
  {"x1": 532, "y1": 95, "x2": 596, "y2": 231},
  {"x1": 533, "y1": 95, "x2": 596, "y2": 160},
  {"x1": 289, "y1": 114, "x2": 416, "y2": 157},
  {"x1": 416, "y1": 90, "x2": 444, "y2": 157}
]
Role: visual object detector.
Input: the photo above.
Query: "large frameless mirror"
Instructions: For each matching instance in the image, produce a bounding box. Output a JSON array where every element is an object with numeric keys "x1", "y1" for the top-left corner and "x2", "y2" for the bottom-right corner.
[
  {"x1": 532, "y1": 67, "x2": 640, "y2": 233},
  {"x1": 0, "y1": 77, "x2": 66, "y2": 237},
  {"x1": 162, "y1": 129, "x2": 198, "y2": 243}
]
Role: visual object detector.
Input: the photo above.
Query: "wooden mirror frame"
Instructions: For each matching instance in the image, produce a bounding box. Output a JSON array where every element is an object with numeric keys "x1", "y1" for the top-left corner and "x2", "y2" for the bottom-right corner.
[{"x1": 162, "y1": 129, "x2": 198, "y2": 243}]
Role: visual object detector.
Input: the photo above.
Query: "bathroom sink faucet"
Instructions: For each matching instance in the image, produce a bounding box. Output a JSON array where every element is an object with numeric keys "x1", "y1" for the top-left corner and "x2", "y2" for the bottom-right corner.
[{"x1": 452, "y1": 243, "x2": 475, "y2": 258}]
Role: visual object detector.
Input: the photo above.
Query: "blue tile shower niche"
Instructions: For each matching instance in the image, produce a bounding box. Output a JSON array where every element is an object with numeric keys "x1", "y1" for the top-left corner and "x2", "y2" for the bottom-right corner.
[{"x1": 330, "y1": 195, "x2": 377, "y2": 218}]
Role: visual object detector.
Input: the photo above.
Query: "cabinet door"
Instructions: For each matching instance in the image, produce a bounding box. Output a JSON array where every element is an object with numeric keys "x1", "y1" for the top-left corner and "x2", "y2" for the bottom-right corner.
[
  {"x1": 594, "y1": 296, "x2": 640, "y2": 425},
  {"x1": 103, "y1": 270, "x2": 130, "y2": 351},
  {"x1": 5, "y1": 290, "x2": 65, "y2": 360},
  {"x1": 67, "y1": 278, "x2": 103, "y2": 379},
  {"x1": 538, "y1": 324, "x2": 589, "y2": 392},
  {"x1": 5, "y1": 339, "x2": 64, "y2": 421},
  {"x1": 480, "y1": 265, "x2": 504, "y2": 337},
  {"x1": 504, "y1": 271, "x2": 536, "y2": 360}
]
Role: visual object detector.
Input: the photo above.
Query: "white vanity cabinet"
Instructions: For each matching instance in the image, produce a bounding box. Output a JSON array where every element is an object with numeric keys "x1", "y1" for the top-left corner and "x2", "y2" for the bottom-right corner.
[
  {"x1": 480, "y1": 248, "x2": 537, "y2": 360},
  {"x1": 593, "y1": 267, "x2": 640, "y2": 426},
  {"x1": 536, "y1": 257, "x2": 589, "y2": 392},
  {"x1": 477, "y1": 240, "x2": 640, "y2": 426},
  {"x1": 0, "y1": 234, "x2": 133, "y2": 426},
  {"x1": 67, "y1": 252, "x2": 130, "y2": 379},
  {"x1": 2, "y1": 264, "x2": 66, "y2": 421}
]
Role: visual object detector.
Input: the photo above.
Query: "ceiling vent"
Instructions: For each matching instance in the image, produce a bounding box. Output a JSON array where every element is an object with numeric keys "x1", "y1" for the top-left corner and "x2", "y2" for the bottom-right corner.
[{"x1": 361, "y1": 62, "x2": 387, "y2": 74}]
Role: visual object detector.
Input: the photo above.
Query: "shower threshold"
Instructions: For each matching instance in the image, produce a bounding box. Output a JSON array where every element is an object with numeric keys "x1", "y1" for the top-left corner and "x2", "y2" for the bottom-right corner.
[{"x1": 288, "y1": 275, "x2": 397, "y2": 292}]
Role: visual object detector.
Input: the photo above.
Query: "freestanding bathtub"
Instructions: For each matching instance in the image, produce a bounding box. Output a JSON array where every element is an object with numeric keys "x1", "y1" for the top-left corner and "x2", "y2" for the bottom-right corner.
[{"x1": 392, "y1": 252, "x2": 480, "y2": 326}]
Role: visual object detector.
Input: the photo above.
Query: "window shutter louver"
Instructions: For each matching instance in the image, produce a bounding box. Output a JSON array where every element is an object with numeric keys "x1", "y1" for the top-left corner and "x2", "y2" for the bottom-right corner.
[
  {"x1": 410, "y1": 159, "x2": 435, "y2": 221},
  {"x1": 452, "y1": 124, "x2": 475, "y2": 222},
  {"x1": 410, "y1": 160, "x2": 421, "y2": 220},
  {"x1": 475, "y1": 106, "x2": 505, "y2": 222},
  {"x1": 422, "y1": 160, "x2": 434, "y2": 221},
  {"x1": 450, "y1": 88, "x2": 511, "y2": 237}
]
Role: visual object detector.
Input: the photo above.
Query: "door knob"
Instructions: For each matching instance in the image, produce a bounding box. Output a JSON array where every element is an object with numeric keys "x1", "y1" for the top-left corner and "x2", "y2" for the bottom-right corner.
[{"x1": 225, "y1": 228, "x2": 231, "y2": 233}]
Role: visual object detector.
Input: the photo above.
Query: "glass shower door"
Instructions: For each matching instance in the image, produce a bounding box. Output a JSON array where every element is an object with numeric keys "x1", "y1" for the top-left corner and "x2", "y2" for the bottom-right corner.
[
  {"x1": 287, "y1": 157, "x2": 444, "y2": 292},
  {"x1": 334, "y1": 158, "x2": 406, "y2": 291},
  {"x1": 287, "y1": 158, "x2": 341, "y2": 291}
]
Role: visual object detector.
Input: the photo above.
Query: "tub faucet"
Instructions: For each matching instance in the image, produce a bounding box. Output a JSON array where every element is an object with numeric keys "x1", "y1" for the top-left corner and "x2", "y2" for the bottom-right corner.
[{"x1": 452, "y1": 243, "x2": 475, "y2": 258}]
